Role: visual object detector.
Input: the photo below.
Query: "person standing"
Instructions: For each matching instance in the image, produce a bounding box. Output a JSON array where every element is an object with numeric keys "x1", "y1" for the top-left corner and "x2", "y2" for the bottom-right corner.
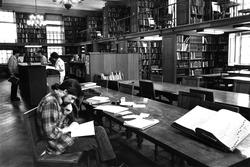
[
  {"x1": 8, "y1": 49, "x2": 20, "y2": 101},
  {"x1": 37, "y1": 50, "x2": 47, "y2": 65},
  {"x1": 48, "y1": 52, "x2": 65, "y2": 84},
  {"x1": 36, "y1": 79, "x2": 125, "y2": 167}
]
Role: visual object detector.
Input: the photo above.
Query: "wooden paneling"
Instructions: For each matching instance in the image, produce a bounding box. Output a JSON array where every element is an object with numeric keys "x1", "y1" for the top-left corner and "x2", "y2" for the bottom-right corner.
[
  {"x1": 89, "y1": 52, "x2": 139, "y2": 81},
  {"x1": 162, "y1": 34, "x2": 176, "y2": 83}
]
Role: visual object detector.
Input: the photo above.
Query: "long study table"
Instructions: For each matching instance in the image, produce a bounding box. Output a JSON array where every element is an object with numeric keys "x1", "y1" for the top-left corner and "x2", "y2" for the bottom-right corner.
[
  {"x1": 119, "y1": 80, "x2": 250, "y2": 117},
  {"x1": 86, "y1": 87, "x2": 250, "y2": 167}
]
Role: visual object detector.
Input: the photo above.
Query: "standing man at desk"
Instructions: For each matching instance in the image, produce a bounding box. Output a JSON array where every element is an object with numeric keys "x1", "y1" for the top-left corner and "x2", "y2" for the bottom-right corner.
[
  {"x1": 8, "y1": 49, "x2": 20, "y2": 101},
  {"x1": 48, "y1": 52, "x2": 65, "y2": 84},
  {"x1": 37, "y1": 79, "x2": 125, "y2": 167}
]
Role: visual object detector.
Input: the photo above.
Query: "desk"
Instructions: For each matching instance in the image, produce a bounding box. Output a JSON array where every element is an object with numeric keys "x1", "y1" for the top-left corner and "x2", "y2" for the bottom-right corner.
[
  {"x1": 227, "y1": 70, "x2": 250, "y2": 77},
  {"x1": 223, "y1": 76, "x2": 250, "y2": 94},
  {"x1": 90, "y1": 87, "x2": 250, "y2": 167},
  {"x1": 119, "y1": 80, "x2": 250, "y2": 119},
  {"x1": 201, "y1": 73, "x2": 229, "y2": 88}
]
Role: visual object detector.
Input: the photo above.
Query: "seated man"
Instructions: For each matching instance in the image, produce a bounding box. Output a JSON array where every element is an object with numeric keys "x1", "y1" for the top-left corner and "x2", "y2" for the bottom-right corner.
[{"x1": 36, "y1": 78, "x2": 125, "y2": 167}]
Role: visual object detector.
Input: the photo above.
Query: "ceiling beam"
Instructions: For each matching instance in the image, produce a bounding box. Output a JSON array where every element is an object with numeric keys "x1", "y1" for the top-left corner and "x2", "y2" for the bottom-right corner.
[{"x1": 1, "y1": 3, "x2": 98, "y2": 17}]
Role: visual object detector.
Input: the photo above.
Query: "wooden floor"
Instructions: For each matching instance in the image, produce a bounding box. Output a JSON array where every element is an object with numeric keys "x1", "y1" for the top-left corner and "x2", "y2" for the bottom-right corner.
[{"x1": 0, "y1": 79, "x2": 164, "y2": 167}]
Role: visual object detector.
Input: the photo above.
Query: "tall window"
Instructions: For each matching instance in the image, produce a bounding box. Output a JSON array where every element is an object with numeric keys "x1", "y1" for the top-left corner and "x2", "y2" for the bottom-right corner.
[
  {"x1": 228, "y1": 32, "x2": 250, "y2": 66},
  {"x1": 45, "y1": 15, "x2": 65, "y2": 57},
  {"x1": 0, "y1": 11, "x2": 17, "y2": 43}
]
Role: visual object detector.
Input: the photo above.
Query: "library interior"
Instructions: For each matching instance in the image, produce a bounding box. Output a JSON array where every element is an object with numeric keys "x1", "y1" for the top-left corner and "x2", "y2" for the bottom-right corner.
[{"x1": 1, "y1": 0, "x2": 250, "y2": 167}]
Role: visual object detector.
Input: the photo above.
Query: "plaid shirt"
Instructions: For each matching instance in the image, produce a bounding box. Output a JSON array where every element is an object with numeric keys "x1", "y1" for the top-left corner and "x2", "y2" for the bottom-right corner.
[{"x1": 37, "y1": 92, "x2": 74, "y2": 154}]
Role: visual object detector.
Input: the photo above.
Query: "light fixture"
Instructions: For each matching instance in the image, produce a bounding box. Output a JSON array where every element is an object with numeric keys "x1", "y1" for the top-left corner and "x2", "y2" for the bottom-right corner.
[
  {"x1": 234, "y1": 24, "x2": 250, "y2": 31},
  {"x1": 24, "y1": 45, "x2": 42, "y2": 48},
  {"x1": 53, "y1": 0, "x2": 84, "y2": 10},
  {"x1": 27, "y1": 0, "x2": 45, "y2": 27},
  {"x1": 141, "y1": 35, "x2": 162, "y2": 41},
  {"x1": 197, "y1": 29, "x2": 224, "y2": 35}
]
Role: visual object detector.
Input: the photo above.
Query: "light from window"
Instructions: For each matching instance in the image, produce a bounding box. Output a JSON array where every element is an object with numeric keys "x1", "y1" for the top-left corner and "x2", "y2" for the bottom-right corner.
[
  {"x1": 47, "y1": 46, "x2": 64, "y2": 59},
  {"x1": 0, "y1": 50, "x2": 12, "y2": 64}
]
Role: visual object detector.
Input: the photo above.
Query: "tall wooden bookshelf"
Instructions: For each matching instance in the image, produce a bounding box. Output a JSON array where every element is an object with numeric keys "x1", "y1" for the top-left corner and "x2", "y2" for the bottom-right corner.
[
  {"x1": 127, "y1": 40, "x2": 162, "y2": 79},
  {"x1": 86, "y1": 15, "x2": 103, "y2": 41},
  {"x1": 64, "y1": 16, "x2": 86, "y2": 43},
  {"x1": 102, "y1": 2, "x2": 130, "y2": 38},
  {"x1": 177, "y1": 0, "x2": 205, "y2": 25},
  {"x1": 16, "y1": 12, "x2": 46, "y2": 44},
  {"x1": 163, "y1": 34, "x2": 228, "y2": 84}
]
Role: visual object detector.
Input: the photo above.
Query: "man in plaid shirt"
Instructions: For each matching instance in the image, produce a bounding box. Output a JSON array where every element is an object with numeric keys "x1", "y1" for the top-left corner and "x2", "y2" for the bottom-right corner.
[{"x1": 37, "y1": 79, "x2": 125, "y2": 167}]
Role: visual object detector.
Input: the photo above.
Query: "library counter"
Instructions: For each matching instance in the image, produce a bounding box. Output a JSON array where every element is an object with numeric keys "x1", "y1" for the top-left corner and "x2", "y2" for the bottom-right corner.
[{"x1": 18, "y1": 63, "x2": 47, "y2": 107}]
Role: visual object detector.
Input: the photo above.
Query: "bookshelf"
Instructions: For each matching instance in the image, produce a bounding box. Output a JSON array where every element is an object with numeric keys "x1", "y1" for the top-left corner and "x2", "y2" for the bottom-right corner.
[
  {"x1": 16, "y1": 12, "x2": 46, "y2": 44},
  {"x1": 102, "y1": 2, "x2": 130, "y2": 38},
  {"x1": 86, "y1": 15, "x2": 103, "y2": 41},
  {"x1": 127, "y1": 40, "x2": 162, "y2": 79},
  {"x1": 163, "y1": 34, "x2": 228, "y2": 84},
  {"x1": 64, "y1": 16, "x2": 86, "y2": 43},
  {"x1": 177, "y1": 0, "x2": 205, "y2": 25}
]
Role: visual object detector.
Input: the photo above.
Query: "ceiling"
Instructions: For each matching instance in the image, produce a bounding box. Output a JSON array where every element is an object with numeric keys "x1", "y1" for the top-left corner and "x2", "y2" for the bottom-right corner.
[{"x1": 2, "y1": 0, "x2": 125, "y2": 11}]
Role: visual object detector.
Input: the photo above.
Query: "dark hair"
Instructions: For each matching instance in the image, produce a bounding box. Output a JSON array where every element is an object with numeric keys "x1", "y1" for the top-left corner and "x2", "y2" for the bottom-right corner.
[
  {"x1": 50, "y1": 52, "x2": 59, "y2": 59},
  {"x1": 51, "y1": 79, "x2": 81, "y2": 97},
  {"x1": 13, "y1": 49, "x2": 19, "y2": 55}
]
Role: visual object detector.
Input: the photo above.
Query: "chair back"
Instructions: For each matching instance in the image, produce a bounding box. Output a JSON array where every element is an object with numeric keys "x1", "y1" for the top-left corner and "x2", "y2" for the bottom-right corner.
[
  {"x1": 189, "y1": 89, "x2": 214, "y2": 102},
  {"x1": 181, "y1": 76, "x2": 200, "y2": 87},
  {"x1": 119, "y1": 83, "x2": 134, "y2": 95},
  {"x1": 139, "y1": 80, "x2": 155, "y2": 99},
  {"x1": 23, "y1": 107, "x2": 46, "y2": 160},
  {"x1": 151, "y1": 74, "x2": 163, "y2": 82},
  {"x1": 200, "y1": 101, "x2": 239, "y2": 113},
  {"x1": 234, "y1": 80, "x2": 250, "y2": 94},
  {"x1": 107, "y1": 80, "x2": 119, "y2": 91},
  {"x1": 178, "y1": 91, "x2": 205, "y2": 110}
]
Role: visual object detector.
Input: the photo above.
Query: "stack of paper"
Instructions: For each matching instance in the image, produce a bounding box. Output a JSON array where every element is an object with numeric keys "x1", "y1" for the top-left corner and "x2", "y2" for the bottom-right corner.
[
  {"x1": 67, "y1": 121, "x2": 95, "y2": 137},
  {"x1": 124, "y1": 118, "x2": 159, "y2": 130},
  {"x1": 86, "y1": 96, "x2": 110, "y2": 105},
  {"x1": 81, "y1": 82, "x2": 100, "y2": 90},
  {"x1": 94, "y1": 104, "x2": 128, "y2": 114}
]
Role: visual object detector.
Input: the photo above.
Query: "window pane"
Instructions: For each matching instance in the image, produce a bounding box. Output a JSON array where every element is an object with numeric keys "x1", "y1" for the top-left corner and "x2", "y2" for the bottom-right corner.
[
  {"x1": 0, "y1": 23, "x2": 17, "y2": 43},
  {"x1": 240, "y1": 34, "x2": 250, "y2": 65}
]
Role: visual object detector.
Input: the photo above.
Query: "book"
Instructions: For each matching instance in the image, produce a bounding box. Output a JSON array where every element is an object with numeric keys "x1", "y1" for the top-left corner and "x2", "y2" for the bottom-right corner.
[
  {"x1": 124, "y1": 118, "x2": 159, "y2": 130},
  {"x1": 94, "y1": 104, "x2": 128, "y2": 114},
  {"x1": 86, "y1": 96, "x2": 110, "y2": 105},
  {"x1": 64, "y1": 121, "x2": 95, "y2": 137},
  {"x1": 171, "y1": 105, "x2": 250, "y2": 152}
]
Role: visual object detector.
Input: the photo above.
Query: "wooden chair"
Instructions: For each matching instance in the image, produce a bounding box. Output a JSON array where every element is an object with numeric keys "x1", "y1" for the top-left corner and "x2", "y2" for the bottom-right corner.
[
  {"x1": 189, "y1": 89, "x2": 214, "y2": 102},
  {"x1": 139, "y1": 80, "x2": 155, "y2": 99},
  {"x1": 177, "y1": 91, "x2": 205, "y2": 110},
  {"x1": 234, "y1": 80, "x2": 250, "y2": 94},
  {"x1": 23, "y1": 107, "x2": 98, "y2": 167},
  {"x1": 119, "y1": 82, "x2": 134, "y2": 95},
  {"x1": 107, "y1": 80, "x2": 119, "y2": 91},
  {"x1": 181, "y1": 76, "x2": 201, "y2": 87},
  {"x1": 151, "y1": 74, "x2": 163, "y2": 83},
  {"x1": 199, "y1": 101, "x2": 239, "y2": 113}
]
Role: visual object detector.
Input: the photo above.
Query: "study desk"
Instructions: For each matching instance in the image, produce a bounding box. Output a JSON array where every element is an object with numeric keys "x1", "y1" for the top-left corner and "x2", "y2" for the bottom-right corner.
[
  {"x1": 119, "y1": 80, "x2": 250, "y2": 119},
  {"x1": 223, "y1": 76, "x2": 250, "y2": 94},
  {"x1": 227, "y1": 70, "x2": 250, "y2": 77},
  {"x1": 89, "y1": 87, "x2": 250, "y2": 167}
]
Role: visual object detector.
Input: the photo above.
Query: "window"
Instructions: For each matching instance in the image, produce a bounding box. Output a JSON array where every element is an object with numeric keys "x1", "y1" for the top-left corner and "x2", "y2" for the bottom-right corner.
[
  {"x1": 47, "y1": 46, "x2": 64, "y2": 59},
  {"x1": 0, "y1": 11, "x2": 17, "y2": 43},
  {"x1": 0, "y1": 50, "x2": 12, "y2": 64},
  {"x1": 228, "y1": 32, "x2": 250, "y2": 66}
]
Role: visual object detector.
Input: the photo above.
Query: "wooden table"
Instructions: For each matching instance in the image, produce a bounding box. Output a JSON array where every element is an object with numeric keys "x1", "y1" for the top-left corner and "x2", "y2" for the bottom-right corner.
[
  {"x1": 227, "y1": 70, "x2": 250, "y2": 77},
  {"x1": 89, "y1": 87, "x2": 250, "y2": 167},
  {"x1": 223, "y1": 76, "x2": 250, "y2": 94},
  {"x1": 119, "y1": 80, "x2": 250, "y2": 119}
]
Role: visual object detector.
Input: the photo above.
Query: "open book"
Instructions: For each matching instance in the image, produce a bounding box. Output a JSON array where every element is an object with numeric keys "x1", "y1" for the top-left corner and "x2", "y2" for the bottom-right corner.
[
  {"x1": 124, "y1": 118, "x2": 159, "y2": 130},
  {"x1": 86, "y1": 96, "x2": 110, "y2": 105},
  {"x1": 63, "y1": 121, "x2": 95, "y2": 137},
  {"x1": 171, "y1": 105, "x2": 250, "y2": 152}
]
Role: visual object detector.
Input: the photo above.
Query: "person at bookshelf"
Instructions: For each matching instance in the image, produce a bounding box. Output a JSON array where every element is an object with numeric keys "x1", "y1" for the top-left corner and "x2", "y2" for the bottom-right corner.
[
  {"x1": 37, "y1": 50, "x2": 47, "y2": 65},
  {"x1": 7, "y1": 49, "x2": 21, "y2": 101},
  {"x1": 48, "y1": 52, "x2": 65, "y2": 84},
  {"x1": 36, "y1": 78, "x2": 125, "y2": 167}
]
